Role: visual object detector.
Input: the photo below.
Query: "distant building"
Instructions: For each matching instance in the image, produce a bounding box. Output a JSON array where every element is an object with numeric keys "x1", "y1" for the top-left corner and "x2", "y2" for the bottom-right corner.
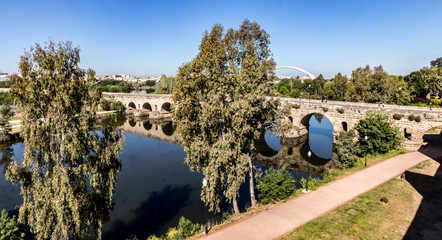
[{"x1": 0, "y1": 73, "x2": 9, "y2": 81}]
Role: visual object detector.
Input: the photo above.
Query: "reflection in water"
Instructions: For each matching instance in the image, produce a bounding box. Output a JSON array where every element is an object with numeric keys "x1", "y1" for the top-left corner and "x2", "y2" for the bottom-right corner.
[
  {"x1": 0, "y1": 114, "x2": 334, "y2": 239},
  {"x1": 308, "y1": 113, "x2": 333, "y2": 159}
]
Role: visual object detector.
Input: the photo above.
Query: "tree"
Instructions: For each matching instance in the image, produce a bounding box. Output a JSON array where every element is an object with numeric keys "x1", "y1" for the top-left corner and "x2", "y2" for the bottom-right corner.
[
  {"x1": 355, "y1": 111, "x2": 402, "y2": 155},
  {"x1": 332, "y1": 72, "x2": 348, "y2": 100},
  {"x1": 431, "y1": 57, "x2": 442, "y2": 68},
  {"x1": 346, "y1": 65, "x2": 371, "y2": 102},
  {"x1": 173, "y1": 20, "x2": 278, "y2": 214},
  {"x1": 155, "y1": 74, "x2": 175, "y2": 94},
  {"x1": 0, "y1": 104, "x2": 13, "y2": 142},
  {"x1": 100, "y1": 98, "x2": 111, "y2": 111},
  {"x1": 404, "y1": 70, "x2": 427, "y2": 98},
  {"x1": 386, "y1": 75, "x2": 413, "y2": 105},
  {"x1": 335, "y1": 130, "x2": 359, "y2": 167},
  {"x1": 421, "y1": 66, "x2": 442, "y2": 97},
  {"x1": 312, "y1": 74, "x2": 326, "y2": 97},
  {"x1": 0, "y1": 210, "x2": 24, "y2": 240},
  {"x1": 7, "y1": 41, "x2": 124, "y2": 240}
]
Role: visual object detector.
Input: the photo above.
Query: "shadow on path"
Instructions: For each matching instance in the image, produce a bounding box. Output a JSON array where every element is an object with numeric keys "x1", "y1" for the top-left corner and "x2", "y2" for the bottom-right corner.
[{"x1": 403, "y1": 132, "x2": 442, "y2": 240}]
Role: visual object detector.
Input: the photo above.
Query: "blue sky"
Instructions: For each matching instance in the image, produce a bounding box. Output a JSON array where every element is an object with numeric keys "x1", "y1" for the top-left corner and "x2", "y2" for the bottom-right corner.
[{"x1": 1, "y1": 0, "x2": 441, "y2": 78}]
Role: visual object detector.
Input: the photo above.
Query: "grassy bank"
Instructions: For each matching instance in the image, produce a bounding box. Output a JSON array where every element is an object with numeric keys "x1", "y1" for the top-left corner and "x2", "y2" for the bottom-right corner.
[{"x1": 282, "y1": 158, "x2": 440, "y2": 240}]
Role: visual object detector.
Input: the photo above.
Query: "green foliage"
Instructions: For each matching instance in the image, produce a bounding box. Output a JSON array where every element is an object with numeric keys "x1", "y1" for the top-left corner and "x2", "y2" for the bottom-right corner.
[
  {"x1": 0, "y1": 92, "x2": 13, "y2": 105},
  {"x1": 100, "y1": 98, "x2": 111, "y2": 111},
  {"x1": 0, "y1": 81, "x2": 10, "y2": 88},
  {"x1": 279, "y1": 86, "x2": 289, "y2": 96},
  {"x1": 408, "y1": 114, "x2": 415, "y2": 121},
  {"x1": 332, "y1": 73, "x2": 348, "y2": 100},
  {"x1": 111, "y1": 101, "x2": 126, "y2": 112},
  {"x1": 313, "y1": 74, "x2": 326, "y2": 97},
  {"x1": 0, "y1": 104, "x2": 12, "y2": 142},
  {"x1": 176, "y1": 216, "x2": 201, "y2": 239},
  {"x1": 7, "y1": 40, "x2": 125, "y2": 240},
  {"x1": 173, "y1": 20, "x2": 278, "y2": 213},
  {"x1": 335, "y1": 130, "x2": 359, "y2": 167},
  {"x1": 321, "y1": 107, "x2": 329, "y2": 112},
  {"x1": 289, "y1": 89, "x2": 300, "y2": 98},
  {"x1": 404, "y1": 71, "x2": 427, "y2": 98},
  {"x1": 293, "y1": 104, "x2": 300, "y2": 109},
  {"x1": 256, "y1": 167, "x2": 295, "y2": 204},
  {"x1": 336, "y1": 108, "x2": 344, "y2": 114},
  {"x1": 96, "y1": 79, "x2": 134, "y2": 93},
  {"x1": 144, "y1": 80, "x2": 156, "y2": 87},
  {"x1": 355, "y1": 111, "x2": 402, "y2": 155},
  {"x1": 0, "y1": 210, "x2": 24, "y2": 240},
  {"x1": 156, "y1": 75, "x2": 175, "y2": 94},
  {"x1": 433, "y1": 98, "x2": 440, "y2": 105},
  {"x1": 414, "y1": 115, "x2": 421, "y2": 122},
  {"x1": 392, "y1": 113, "x2": 402, "y2": 120}
]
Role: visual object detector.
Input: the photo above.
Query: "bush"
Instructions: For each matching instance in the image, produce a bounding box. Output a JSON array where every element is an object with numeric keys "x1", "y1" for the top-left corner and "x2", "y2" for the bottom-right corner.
[
  {"x1": 0, "y1": 104, "x2": 13, "y2": 142},
  {"x1": 355, "y1": 111, "x2": 402, "y2": 155},
  {"x1": 392, "y1": 113, "x2": 402, "y2": 120},
  {"x1": 278, "y1": 86, "x2": 289, "y2": 96},
  {"x1": 321, "y1": 107, "x2": 329, "y2": 112},
  {"x1": 0, "y1": 209, "x2": 25, "y2": 240},
  {"x1": 100, "y1": 98, "x2": 110, "y2": 111},
  {"x1": 335, "y1": 130, "x2": 359, "y2": 167},
  {"x1": 110, "y1": 101, "x2": 126, "y2": 112},
  {"x1": 177, "y1": 216, "x2": 201, "y2": 239},
  {"x1": 415, "y1": 115, "x2": 421, "y2": 122},
  {"x1": 256, "y1": 167, "x2": 295, "y2": 204},
  {"x1": 289, "y1": 89, "x2": 300, "y2": 98},
  {"x1": 408, "y1": 115, "x2": 415, "y2": 121},
  {"x1": 433, "y1": 98, "x2": 439, "y2": 105},
  {"x1": 293, "y1": 104, "x2": 300, "y2": 109},
  {"x1": 336, "y1": 108, "x2": 345, "y2": 114}
]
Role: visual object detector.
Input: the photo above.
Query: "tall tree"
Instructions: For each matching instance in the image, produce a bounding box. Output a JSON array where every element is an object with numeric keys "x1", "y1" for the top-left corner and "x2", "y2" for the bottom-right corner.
[
  {"x1": 404, "y1": 70, "x2": 427, "y2": 97},
  {"x1": 346, "y1": 65, "x2": 372, "y2": 102},
  {"x1": 173, "y1": 20, "x2": 277, "y2": 214},
  {"x1": 431, "y1": 57, "x2": 442, "y2": 68},
  {"x1": 421, "y1": 66, "x2": 442, "y2": 97},
  {"x1": 312, "y1": 74, "x2": 326, "y2": 97},
  {"x1": 7, "y1": 41, "x2": 124, "y2": 240},
  {"x1": 331, "y1": 72, "x2": 348, "y2": 100},
  {"x1": 0, "y1": 104, "x2": 13, "y2": 142}
]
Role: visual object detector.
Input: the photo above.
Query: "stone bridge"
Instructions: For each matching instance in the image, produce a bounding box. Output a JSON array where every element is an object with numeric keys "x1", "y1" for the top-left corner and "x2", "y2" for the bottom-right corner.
[
  {"x1": 103, "y1": 93, "x2": 173, "y2": 119},
  {"x1": 103, "y1": 93, "x2": 442, "y2": 141},
  {"x1": 119, "y1": 116, "x2": 180, "y2": 145},
  {"x1": 276, "y1": 97, "x2": 442, "y2": 141}
]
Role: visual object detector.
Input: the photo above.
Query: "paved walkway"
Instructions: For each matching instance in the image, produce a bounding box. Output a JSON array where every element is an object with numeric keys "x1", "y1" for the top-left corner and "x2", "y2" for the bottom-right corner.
[{"x1": 202, "y1": 135, "x2": 442, "y2": 240}]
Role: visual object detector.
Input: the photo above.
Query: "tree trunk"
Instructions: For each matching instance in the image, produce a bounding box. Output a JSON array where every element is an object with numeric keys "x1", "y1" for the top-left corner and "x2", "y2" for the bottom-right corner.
[
  {"x1": 248, "y1": 141, "x2": 256, "y2": 207},
  {"x1": 233, "y1": 198, "x2": 240, "y2": 214}
]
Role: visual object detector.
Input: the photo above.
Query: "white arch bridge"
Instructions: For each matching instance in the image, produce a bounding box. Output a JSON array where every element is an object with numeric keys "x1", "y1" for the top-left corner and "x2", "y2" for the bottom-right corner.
[{"x1": 275, "y1": 66, "x2": 316, "y2": 80}]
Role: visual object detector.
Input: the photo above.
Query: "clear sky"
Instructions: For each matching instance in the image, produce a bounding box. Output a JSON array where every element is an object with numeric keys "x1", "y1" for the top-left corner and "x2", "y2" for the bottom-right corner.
[{"x1": 1, "y1": 0, "x2": 441, "y2": 78}]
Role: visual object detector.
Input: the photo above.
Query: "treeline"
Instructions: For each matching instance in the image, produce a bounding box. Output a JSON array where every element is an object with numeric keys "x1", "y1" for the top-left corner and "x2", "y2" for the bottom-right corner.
[
  {"x1": 276, "y1": 57, "x2": 442, "y2": 105},
  {"x1": 93, "y1": 79, "x2": 134, "y2": 93}
]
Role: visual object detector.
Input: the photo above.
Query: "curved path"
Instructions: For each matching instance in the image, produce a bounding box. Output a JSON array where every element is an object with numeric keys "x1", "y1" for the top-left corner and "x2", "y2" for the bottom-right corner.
[{"x1": 202, "y1": 133, "x2": 442, "y2": 240}]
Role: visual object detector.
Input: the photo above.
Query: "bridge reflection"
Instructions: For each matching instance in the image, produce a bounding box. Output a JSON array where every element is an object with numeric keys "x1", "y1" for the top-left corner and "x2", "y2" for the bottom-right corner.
[{"x1": 98, "y1": 116, "x2": 334, "y2": 176}]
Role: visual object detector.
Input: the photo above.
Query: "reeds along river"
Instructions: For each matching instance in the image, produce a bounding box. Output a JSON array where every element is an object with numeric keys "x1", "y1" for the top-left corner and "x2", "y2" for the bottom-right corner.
[{"x1": 0, "y1": 114, "x2": 334, "y2": 239}]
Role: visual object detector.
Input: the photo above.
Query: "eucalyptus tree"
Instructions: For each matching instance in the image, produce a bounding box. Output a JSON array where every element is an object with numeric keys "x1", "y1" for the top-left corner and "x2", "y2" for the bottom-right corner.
[
  {"x1": 173, "y1": 20, "x2": 278, "y2": 214},
  {"x1": 7, "y1": 41, "x2": 124, "y2": 240},
  {"x1": 331, "y1": 73, "x2": 348, "y2": 101}
]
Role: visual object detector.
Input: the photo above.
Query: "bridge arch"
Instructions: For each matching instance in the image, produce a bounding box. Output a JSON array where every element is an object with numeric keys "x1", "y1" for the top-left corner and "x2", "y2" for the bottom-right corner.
[
  {"x1": 128, "y1": 102, "x2": 136, "y2": 110},
  {"x1": 161, "y1": 122, "x2": 175, "y2": 136},
  {"x1": 161, "y1": 102, "x2": 172, "y2": 113},
  {"x1": 299, "y1": 112, "x2": 334, "y2": 132},
  {"x1": 142, "y1": 102, "x2": 152, "y2": 111},
  {"x1": 276, "y1": 66, "x2": 316, "y2": 79}
]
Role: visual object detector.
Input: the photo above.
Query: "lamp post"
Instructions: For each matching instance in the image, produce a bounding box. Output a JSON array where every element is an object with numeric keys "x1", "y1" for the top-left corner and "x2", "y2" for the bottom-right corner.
[
  {"x1": 364, "y1": 136, "x2": 368, "y2": 167},
  {"x1": 202, "y1": 178, "x2": 208, "y2": 234},
  {"x1": 397, "y1": 87, "x2": 402, "y2": 105},
  {"x1": 303, "y1": 151, "x2": 312, "y2": 193}
]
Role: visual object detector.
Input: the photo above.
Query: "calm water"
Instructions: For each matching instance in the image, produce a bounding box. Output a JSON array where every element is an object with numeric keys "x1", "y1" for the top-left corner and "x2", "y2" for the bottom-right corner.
[{"x1": 0, "y1": 113, "x2": 334, "y2": 239}]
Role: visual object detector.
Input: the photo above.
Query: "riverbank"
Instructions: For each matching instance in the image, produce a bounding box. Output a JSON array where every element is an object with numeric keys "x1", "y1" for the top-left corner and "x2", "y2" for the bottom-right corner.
[{"x1": 197, "y1": 130, "x2": 442, "y2": 240}]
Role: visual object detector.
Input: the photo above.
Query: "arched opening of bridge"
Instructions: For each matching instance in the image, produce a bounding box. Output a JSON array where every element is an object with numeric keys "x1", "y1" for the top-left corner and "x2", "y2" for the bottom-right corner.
[
  {"x1": 142, "y1": 102, "x2": 152, "y2": 111},
  {"x1": 128, "y1": 118, "x2": 136, "y2": 127},
  {"x1": 161, "y1": 102, "x2": 172, "y2": 113},
  {"x1": 300, "y1": 113, "x2": 334, "y2": 161},
  {"x1": 128, "y1": 102, "x2": 136, "y2": 110},
  {"x1": 253, "y1": 130, "x2": 281, "y2": 157},
  {"x1": 288, "y1": 116, "x2": 293, "y2": 123}
]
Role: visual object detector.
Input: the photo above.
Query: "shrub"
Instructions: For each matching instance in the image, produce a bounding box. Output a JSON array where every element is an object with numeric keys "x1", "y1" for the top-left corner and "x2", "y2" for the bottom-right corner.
[
  {"x1": 110, "y1": 101, "x2": 126, "y2": 112},
  {"x1": 355, "y1": 111, "x2": 402, "y2": 155},
  {"x1": 415, "y1": 115, "x2": 421, "y2": 122},
  {"x1": 336, "y1": 108, "x2": 344, "y2": 114},
  {"x1": 392, "y1": 113, "x2": 402, "y2": 120},
  {"x1": 321, "y1": 107, "x2": 329, "y2": 112},
  {"x1": 293, "y1": 104, "x2": 300, "y2": 109},
  {"x1": 408, "y1": 115, "x2": 415, "y2": 121},
  {"x1": 278, "y1": 86, "x2": 289, "y2": 96},
  {"x1": 335, "y1": 130, "x2": 359, "y2": 167},
  {"x1": 177, "y1": 216, "x2": 201, "y2": 239},
  {"x1": 0, "y1": 209, "x2": 25, "y2": 240},
  {"x1": 256, "y1": 167, "x2": 295, "y2": 204},
  {"x1": 289, "y1": 89, "x2": 300, "y2": 98},
  {"x1": 0, "y1": 104, "x2": 13, "y2": 142},
  {"x1": 100, "y1": 98, "x2": 110, "y2": 111},
  {"x1": 433, "y1": 98, "x2": 439, "y2": 106}
]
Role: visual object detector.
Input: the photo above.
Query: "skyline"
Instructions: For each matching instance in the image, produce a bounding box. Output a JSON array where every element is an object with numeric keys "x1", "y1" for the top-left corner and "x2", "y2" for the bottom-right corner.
[{"x1": 1, "y1": 0, "x2": 441, "y2": 78}]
